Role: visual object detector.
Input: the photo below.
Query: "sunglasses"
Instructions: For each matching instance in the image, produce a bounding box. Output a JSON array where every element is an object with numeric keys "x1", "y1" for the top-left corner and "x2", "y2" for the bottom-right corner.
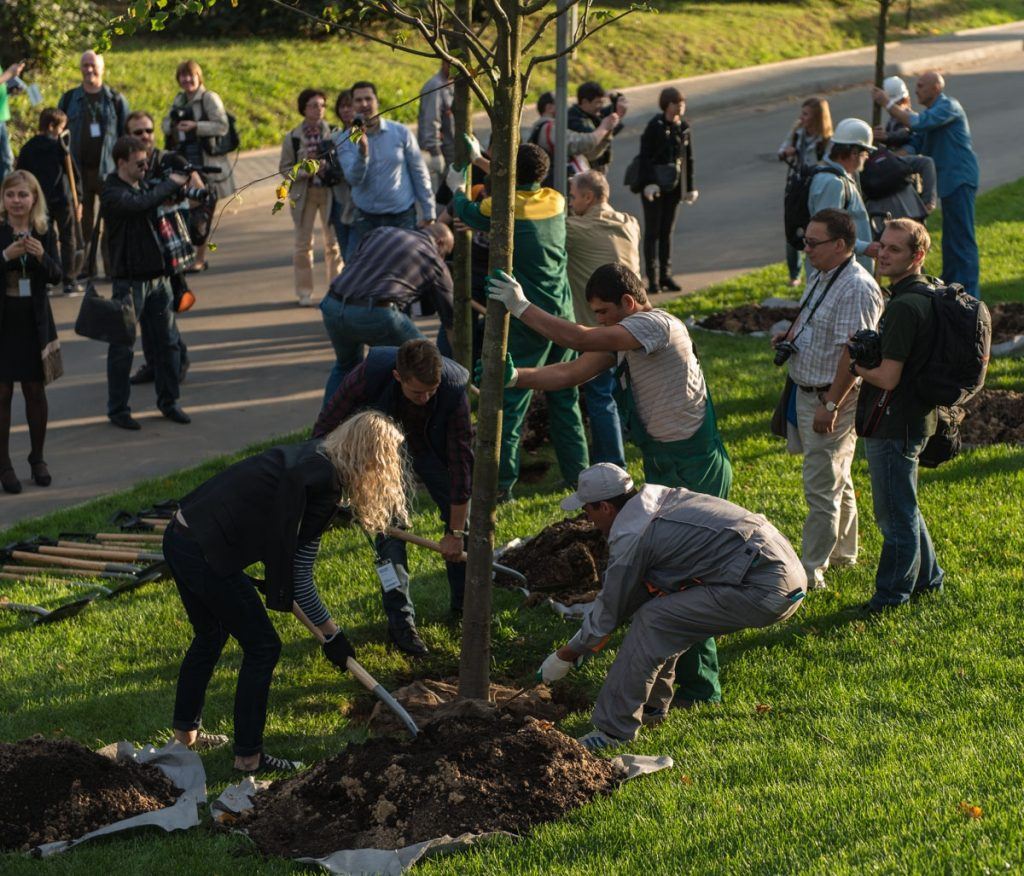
[
  {"x1": 134, "y1": 160, "x2": 148, "y2": 170},
  {"x1": 130, "y1": 127, "x2": 154, "y2": 135},
  {"x1": 803, "y1": 237, "x2": 837, "y2": 250}
]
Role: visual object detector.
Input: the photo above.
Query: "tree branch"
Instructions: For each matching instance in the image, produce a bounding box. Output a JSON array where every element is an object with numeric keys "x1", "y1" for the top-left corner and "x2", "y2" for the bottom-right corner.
[
  {"x1": 526, "y1": 6, "x2": 636, "y2": 72},
  {"x1": 519, "y1": 0, "x2": 552, "y2": 15}
]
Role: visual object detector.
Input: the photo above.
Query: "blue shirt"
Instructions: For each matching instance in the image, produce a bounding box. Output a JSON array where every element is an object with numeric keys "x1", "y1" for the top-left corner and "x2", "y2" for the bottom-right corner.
[
  {"x1": 337, "y1": 118, "x2": 435, "y2": 219},
  {"x1": 807, "y1": 157, "x2": 874, "y2": 272},
  {"x1": 907, "y1": 93, "x2": 979, "y2": 198}
]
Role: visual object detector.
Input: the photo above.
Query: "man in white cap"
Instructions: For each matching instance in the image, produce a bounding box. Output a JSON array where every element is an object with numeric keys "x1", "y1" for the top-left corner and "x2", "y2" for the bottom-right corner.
[
  {"x1": 807, "y1": 117, "x2": 879, "y2": 271},
  {"x1": 536, "y1": 463, "x2": 807, "y2": 750}
]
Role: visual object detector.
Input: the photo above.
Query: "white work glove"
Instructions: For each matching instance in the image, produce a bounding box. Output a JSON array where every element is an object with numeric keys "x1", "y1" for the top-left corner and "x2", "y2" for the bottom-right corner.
[
  {"x1": 446, "y1": 164, "x2": 467, "y2": 194},
  {"x1": 643, "y1": 184, "x2": 660, "y2": 201},
  {"x1": 463, "y1": 132, "x2": 482, "y2": 164},
  {"x1": 486, "y1": 269, "x2": 530, "y2": 318},
  {"x1": 537, "y1": 651, "x2": 574, "y2": 684},
  {"x1": 684, "y1": 189, "x2": 699, "y2": 205}
]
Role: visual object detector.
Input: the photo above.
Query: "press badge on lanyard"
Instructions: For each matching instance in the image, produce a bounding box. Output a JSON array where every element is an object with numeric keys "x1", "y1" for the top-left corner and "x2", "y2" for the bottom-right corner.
[
  {"x1": 89, "y1": 122, "x2": 102, "y2": 138},
  {"x1": 375, "y1": 560, "x2": 403, "y2": 592},
  {"x1": 18, "y1": 278, "x2": 31, "y2": 298}
]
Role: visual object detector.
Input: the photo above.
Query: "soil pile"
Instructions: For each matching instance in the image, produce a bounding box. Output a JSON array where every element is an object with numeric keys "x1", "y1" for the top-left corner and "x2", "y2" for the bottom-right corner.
[
  {"x1": 991, "y1": 302, "x2": 1024, "y2": 344},
  {"x1": 0, "y1": 736, "x2": 182, "y2": 852},
  {"x1": 243, "y1": 714, "x2": 623, "y2": 857},
  {"x1": 521, "y1": 392, "x2": 550, "y2": 452},
  {"x1": 961, "y1": 389, "x2": 1024, "y2": 445},
  {"x1": 497, "y1": 517, "x2": 608, "y2": 604},
  {"x1": 696, "y1": 304, "x2": 800, "y2": 334}
]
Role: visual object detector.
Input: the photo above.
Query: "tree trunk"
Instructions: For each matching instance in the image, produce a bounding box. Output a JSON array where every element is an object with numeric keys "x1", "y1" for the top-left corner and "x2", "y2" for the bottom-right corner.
[
  {"x1": 451, "y1": 0, "x2": 475, "y2": 371},
  {"x1": 872, "y1": 0, "x2": 891, "y2": 128},
  {"x1": 457, "y1": 3, "x2": 523, "y2": 700}
]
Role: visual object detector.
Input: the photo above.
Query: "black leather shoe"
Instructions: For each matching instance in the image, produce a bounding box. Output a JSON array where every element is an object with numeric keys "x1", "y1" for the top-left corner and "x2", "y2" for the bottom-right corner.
[
  {"x1": 659, "y1": 276, "x2": 682, "y2": 292},
  {"x1": 130, "y1": 363, "x2": 154, "y2": 385},
  {"x1": 1, "y1": 467, "x2": 22, "y2": 494},
  {"x1": 647, "y1": 278, "x2": 659, "y2": 296},
  {"x1": 109, "y1": 412, "x2": 142, "y2": 431},
  {"x1": 162, "y1": 405, "x2": 192, "y2": 424},
  {"x1": 387, "y1": 624, "x2": 429, "y2": 657}
]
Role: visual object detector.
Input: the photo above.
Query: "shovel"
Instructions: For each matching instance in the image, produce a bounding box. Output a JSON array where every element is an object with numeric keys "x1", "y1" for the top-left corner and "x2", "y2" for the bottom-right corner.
[
  {"x1": 25, "y1": 539, "x2": 163, "y2": 564},
  {"x1": 0, "y1": 594, "x2": 95, "y2": 625},
  {"x1": 2, "y1": 544, "x2": 143, "y2": 576},
  {"x1": 384, "y1": 527, "x2": 528, "y2": 585}
]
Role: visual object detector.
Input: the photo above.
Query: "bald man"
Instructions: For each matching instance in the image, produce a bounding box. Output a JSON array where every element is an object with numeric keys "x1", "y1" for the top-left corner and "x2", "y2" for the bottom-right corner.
[
  {"x1": 872, "y1": 71, "x2": 980, "y2": 298},
  {"x1": 58, "y1": 51, "x2": 130, "y2": 278}
]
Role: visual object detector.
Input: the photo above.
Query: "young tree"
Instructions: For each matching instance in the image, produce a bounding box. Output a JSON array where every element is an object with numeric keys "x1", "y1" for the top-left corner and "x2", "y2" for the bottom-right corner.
[
  {"x1": 872, "y1": 0, "x2": 893, "y2": 127},
  {"x1": 109, "y1": 0, "x2": 641, "y2": 700}
]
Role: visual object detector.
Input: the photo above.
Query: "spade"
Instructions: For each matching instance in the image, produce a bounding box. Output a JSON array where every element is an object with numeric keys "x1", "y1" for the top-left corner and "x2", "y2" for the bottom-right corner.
[{"x1": 0, "y1": 595, "x2": 95, "y2": 625}]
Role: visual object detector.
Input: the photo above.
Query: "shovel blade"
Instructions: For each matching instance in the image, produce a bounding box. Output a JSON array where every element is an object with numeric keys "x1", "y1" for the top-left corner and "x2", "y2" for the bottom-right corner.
[{"x1": 34, "y1": 596, "x2": 95, "y2": 624}]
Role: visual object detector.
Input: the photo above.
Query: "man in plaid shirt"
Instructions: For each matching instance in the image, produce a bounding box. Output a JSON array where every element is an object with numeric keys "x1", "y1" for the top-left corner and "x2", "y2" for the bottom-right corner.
[{"x1": 772, "y1": 209, "x2": 883, "y2": 590}]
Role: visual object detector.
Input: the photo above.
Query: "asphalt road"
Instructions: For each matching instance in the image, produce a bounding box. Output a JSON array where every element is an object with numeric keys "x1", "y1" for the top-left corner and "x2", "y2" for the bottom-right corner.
[{"x1": 3, "y1": 52, "x2": 1022, "y2": 529}]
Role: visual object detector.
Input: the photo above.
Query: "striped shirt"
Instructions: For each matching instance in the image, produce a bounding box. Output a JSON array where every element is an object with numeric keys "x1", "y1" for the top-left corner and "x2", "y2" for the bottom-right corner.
[
  {"x1": 292, "y1": 537, "x2": 330, "y2": 626},
  {"x1": 618, "y1": 309, "x2": 707, "y2": 442},
  {"x1": 787, "y1": 258, "x2": 884, "y2": 388}
]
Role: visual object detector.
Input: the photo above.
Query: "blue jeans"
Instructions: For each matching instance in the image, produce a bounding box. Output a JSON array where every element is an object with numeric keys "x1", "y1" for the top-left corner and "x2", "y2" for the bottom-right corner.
[
  {"x1": 107, "y1": 278, "x2": 180, "y2": 417},
  {"x1": 375, "y1": 451, "x2": 465, "y2": 624},
  {"x1": 348, "y1": 205, "x2": 416, "y2": 259},
  {"x1": 164, "y1": 524, "x2": 282, "y2": 758},
  {"x1": 329, "y1": 200, "x2": 355, "y2": 262},
  {"x1": 583, "y1": 367, "x2": 625, "y2": 466},
  {"x1": 940, "y1": 184, "x2": 979, "y2": 298},
  {"x1": 865, "y1": 436, "x2": 944, "y2": 609},
  {"x1": 319, "y1": 295, "x2": 425, "y2": 403}
]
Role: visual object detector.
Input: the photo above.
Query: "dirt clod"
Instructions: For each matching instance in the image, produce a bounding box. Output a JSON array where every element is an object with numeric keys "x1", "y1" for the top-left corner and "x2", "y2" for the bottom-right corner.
[
  {"x1": 497, "y1": 517, "x2": 608, "y2": 603},
  {"x1": 243, "y1": 714, "x2": 624, "y2": 857},
  {"x1": 990, "y1": 302, "x2": 1024, "y2": 344},
  {"x1": 696, "y1": 304, "x2": 800, "y2": 334},
  {"x1": 0, "y1": 736, "x2": 182, "y2": 852},
  {"x1": 961, "y1": 389, "x2": 1024, "y2": 445}
]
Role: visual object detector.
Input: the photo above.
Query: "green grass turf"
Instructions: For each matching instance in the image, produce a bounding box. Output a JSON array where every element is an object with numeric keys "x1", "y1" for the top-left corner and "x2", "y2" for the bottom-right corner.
[
  {"x1": 1, "y1": 180, "x2": 1022, "y2": 873},
  {"x1": 23, "y1": 0, "x2": 1024, "y2": 152}
]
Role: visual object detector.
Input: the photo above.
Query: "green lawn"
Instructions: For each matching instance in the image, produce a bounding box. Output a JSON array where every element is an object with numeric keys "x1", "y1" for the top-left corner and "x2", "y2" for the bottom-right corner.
[
  {"x1": 1, "y1": 181, "x2": 1022, "y2": 874},
  {"x1": 20, "y1": 0, "x2": 1024, "y2": 152}
]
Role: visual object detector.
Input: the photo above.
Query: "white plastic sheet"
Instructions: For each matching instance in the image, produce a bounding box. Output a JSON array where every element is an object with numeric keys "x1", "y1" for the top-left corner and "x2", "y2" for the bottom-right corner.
[{"x1": 34, "y1": 739, "x2": 206, "y2": 857}]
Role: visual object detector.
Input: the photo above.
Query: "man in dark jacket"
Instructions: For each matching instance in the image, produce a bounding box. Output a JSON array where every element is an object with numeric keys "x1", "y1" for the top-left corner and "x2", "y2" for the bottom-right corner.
[
  {"x1": 100, "y1": 134, "x2": 190, "y2": 429},
  {"x1": 567, "y1": 81, "x2": 627, "y2": 175},
  {"x1": 313, "y1": 340, "x2": 473, "y2": 653}
]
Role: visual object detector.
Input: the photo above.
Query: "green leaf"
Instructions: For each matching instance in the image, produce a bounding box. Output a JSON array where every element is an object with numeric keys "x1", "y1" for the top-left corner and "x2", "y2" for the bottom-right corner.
[
  {"x1": 207, "y1": 242, "x2": 218, "y2": 252},
  {"x1": 271, "y1": 201, "x2": 284, "y2": 215}
]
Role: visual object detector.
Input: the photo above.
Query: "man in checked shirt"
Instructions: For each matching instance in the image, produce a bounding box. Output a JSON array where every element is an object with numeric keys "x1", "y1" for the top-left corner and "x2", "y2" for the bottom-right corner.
[
  {"x1": 771, "y1": 209, "x2": 883, "y2": 591},
  {"x1": 313, "y1": 339, "x2": 472, "y2": 655}
]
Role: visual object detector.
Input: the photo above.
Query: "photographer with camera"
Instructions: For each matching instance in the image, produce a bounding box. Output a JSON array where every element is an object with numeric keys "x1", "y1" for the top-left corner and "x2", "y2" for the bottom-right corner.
[
  {"x1": 568, "y1": 81, "x2": 627, "y2": 176},
  {"x1": 847, "y1": 218, "x2": 945, "y2": 612},
  {"x1": 280, "y1": 89, "x2": 342, "y2": 307},
  {"x1": 100, "y1": 135, "x2": 191, "y2": 430},
  {"x1": 771, "y1": 209, "x2": 883, "y2": 591}
]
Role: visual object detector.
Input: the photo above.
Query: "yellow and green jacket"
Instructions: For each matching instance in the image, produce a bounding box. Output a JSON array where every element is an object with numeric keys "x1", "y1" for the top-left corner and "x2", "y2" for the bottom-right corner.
[{"x1": 453, "y1": 184, "x2": 574, "y2": 320}]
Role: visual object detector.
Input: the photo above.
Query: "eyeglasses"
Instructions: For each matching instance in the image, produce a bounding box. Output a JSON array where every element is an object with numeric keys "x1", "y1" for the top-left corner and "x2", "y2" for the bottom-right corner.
[
  {"x1": 134, "y1": 160, "x2": 148, "y2": 170},
  {"x1": 803, "y1": 237, "x2": 838, "y2": 250},
  {"x1": 130, "y1": 128, "x2": 154, "y2": 135}
]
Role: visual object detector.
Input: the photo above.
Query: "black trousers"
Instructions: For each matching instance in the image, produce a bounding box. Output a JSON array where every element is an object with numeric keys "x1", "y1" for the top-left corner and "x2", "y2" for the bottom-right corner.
[
  {"x1": 164, "y1": 523, "x2": 282, "y2": 758},
  {"x1": 50, "y1": 203, "x2": 79, "y2": 285},
  {"x1": 641, "y1": 187, "x2": 682, "y2": 280}
]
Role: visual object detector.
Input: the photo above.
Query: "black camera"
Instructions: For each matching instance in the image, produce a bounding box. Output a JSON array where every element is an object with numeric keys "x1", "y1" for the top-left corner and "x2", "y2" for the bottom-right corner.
[
  {"x1": 168, "y1": 106, "x2": 190, "y2": 124},
  {"x1": 773, "y1": 340, "x2": 798, "y2": 367},
  {"x1": 183, "y1": 186, "x2": 212, "y2": 203},
  {"x1": 312, "y1": 139, "x2": 343, "y2": 187},
  {"x1": 847, "y1": 329, "x2": 882, "y2": 369}
]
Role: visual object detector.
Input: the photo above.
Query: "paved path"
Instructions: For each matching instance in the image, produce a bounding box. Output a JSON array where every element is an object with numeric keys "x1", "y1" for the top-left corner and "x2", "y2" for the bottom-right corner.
[{"x1": 2, "y1": 33, "x2": 1022, "y2": 529}]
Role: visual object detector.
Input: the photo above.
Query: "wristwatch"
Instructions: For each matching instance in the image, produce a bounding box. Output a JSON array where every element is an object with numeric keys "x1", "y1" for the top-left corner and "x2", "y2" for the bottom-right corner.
[
  {"x1": 818, "y1": 393, "x2": 838, "y2": 413},
  {"x1": 447, "y1": 529, "x2": 467, "y2": 538}
]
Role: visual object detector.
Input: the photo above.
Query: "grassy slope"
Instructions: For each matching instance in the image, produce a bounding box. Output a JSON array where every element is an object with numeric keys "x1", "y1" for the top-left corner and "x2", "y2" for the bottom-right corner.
[
  {"x1": 1, "y1": 181, "x2": 1022, "y2": 875},
  {"x1": 30, "y1": 0, "x2": 1024, "y2": 152}
]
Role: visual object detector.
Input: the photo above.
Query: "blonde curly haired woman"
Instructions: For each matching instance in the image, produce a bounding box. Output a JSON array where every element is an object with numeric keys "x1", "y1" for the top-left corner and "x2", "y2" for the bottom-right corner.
[{"x1": 164, "y1": 410, "x2": 410, "y2": 774}]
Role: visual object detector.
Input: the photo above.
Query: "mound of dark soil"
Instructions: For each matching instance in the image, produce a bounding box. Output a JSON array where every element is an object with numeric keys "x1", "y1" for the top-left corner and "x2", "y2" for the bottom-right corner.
[
  {"x1": 961, "y1": 389, "x2": 1024, "y2": 445},
  {"x1": 243, "y1": 714, "x2": 624, "y2": 857},
  {"x1": 696, "y1": 304, "x2": 800, "y2": 334},
  {"x1": 497, "y1": 517, "x2": 608, "y2": 603},
  {"x1": 0, "y1": 737, "x2": 182, "y2": 852},
  {"x1": 990, "y1": 302, "x2": 1024, "y2": 344},
  {"x1": 521, "y1": 392, "x2": 550, "y2": 453}
]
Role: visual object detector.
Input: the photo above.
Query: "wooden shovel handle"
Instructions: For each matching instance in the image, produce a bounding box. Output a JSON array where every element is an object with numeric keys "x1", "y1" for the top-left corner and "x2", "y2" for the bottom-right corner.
[
  {"x1": 384, "y1": 527, "x2": 467, "y2": 563},
  {"x1": 12, "y1": 551, "x2": 112, "y2": 572},
  {"x1": 38, "y1": 545, "x2": 146, "y2": 564},
  {"x1": 95, "y1": 533, "x2": 164, "y2": 543},
  {"x1": 345, "y1": 656, "x2": 380, "y2": 692}
]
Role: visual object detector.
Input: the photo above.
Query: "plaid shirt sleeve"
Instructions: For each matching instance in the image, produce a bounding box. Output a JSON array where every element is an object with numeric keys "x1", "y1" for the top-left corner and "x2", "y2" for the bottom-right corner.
[
  {"x1": 312, "y1": 362, "x2": 369, "y2": 438},
  {"x1": 446, "y1": 391, "x2": 474, "y2": 505},
  {"x1": 828, "y1": 272, "x2": 884, "y2": 347}
]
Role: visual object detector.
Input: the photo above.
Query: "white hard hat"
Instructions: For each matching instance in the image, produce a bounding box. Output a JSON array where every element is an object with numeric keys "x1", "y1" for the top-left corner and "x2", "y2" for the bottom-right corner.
[
  {"x1": 831, "y1": 117, "x2": 875, "y2": 152},
  {"x1": 882, "y1": 75, "x2": 909, "y2": 103}
]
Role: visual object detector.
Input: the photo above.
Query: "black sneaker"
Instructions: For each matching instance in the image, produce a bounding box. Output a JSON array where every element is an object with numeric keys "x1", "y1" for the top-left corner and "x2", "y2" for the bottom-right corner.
[
  {"x1": 387, "y1": 623, "x2": 429, "y2": 657},
  {"x1": 63, "y1": 282, "x2": 83, "y2": 297},
  {"x1": 110, "y1": 412, "x2": 142, "y2": 431},
  {"x1": 236, "y1": 752, "x2": 304, "y2": 775},
  {"x1": 130, "y1": 363, "x2": 154, "y2": 385},
  {"x1": 161, "y1": 405, "x2": 192, "y2": 424},
  {"x1": 659, "y1": 276, "x2": 682, "y2": 292}
]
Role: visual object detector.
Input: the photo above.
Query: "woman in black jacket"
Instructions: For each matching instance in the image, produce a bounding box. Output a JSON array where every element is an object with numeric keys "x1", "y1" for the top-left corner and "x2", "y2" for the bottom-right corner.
[
  {"x1": 637, "y1": 87, "x2": 698, "y2": 295},
  {"x1": 0, "y1": 170, "x2": 62, "y2": 493},
  {"x1": 165, "y1": 409, "x2": 410, "y2": 774}
]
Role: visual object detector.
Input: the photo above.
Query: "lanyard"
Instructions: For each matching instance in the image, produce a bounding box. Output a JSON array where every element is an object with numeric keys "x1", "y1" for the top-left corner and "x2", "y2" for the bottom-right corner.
[{"x1": 790, "y1": 256, "x2": 852, "y2": 346}]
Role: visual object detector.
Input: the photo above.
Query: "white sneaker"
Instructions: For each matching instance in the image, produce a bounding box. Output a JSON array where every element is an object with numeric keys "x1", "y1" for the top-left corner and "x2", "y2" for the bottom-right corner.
[
  {"x1": 297, "y1": 294, "x2": 314, "y2": 307},
  {"x1": 577, "y1": 728, "x2": 624, "y2": 752}
]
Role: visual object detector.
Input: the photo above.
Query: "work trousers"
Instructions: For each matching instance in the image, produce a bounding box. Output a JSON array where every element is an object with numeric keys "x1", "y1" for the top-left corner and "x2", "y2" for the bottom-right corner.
[
  {"x1": 422, "y1": 151, "x2": 446, "y2": 194},
  {"x1": 865, "y1": 435, "x2": 945, "y2": 608},
  {"x1": 940, "y1": 184, "x2": 979, "y2": 298},
  {"x1": 788, "y1": 387, "x2": 859, "y2": 587},
  {"x1": 292, "y1": 186, "x2": 341, "y2": 300},
  {"x1": 107, "y1": 278, "x2": 180, "y2": 417},
  {"x1": 319, "y1": 296, "x2": 425, "y2": 404},
  {"x1": 641, "y1": 187, "x2": 681, "y2": 283},
  {"x1": 583, "y1": 367, "x2": 626, "y2": 467},
  {"x1": 592, "y1": 557, "x2": 805, "y2": 741},
  {"x1": 164, "y1": 524, "x2": 281, "y2": 758},
  {"x1": 499, "y1": 325, "x2": 589, "y2": 494},
  {"x1": 376, "y1": 450, "x2": 465, "y2": 625}
]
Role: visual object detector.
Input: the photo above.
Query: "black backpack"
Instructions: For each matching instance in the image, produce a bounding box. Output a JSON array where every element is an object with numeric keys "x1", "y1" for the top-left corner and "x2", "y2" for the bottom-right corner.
[
  {"x1": 919, "y1": 405, "x2": 963, "y2": 468},
  {"x1": 199, "y1": 92, "x2": 240, "y2": 157},
  {"x1": 860, "y1": 148, "x2": 915, "y2": 200},
  {"x1": 909, "y1": 280, "x2": 991, "y2": 407},
  {"x1": 783, "y1": 164, "x2": 846, "y2": 250}
]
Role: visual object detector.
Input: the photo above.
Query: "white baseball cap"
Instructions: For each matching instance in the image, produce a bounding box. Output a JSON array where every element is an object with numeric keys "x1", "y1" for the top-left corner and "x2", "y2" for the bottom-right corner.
[
  {"x1": 883, "y1": 76, "x2": 909, "y2": 102},
  {"x1": 560, "y1": 463, "x2": 635, "y2": 511}
]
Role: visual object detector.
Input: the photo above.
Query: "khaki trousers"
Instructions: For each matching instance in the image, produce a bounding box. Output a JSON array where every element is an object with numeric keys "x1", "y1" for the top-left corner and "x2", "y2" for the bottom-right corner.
[
  {"x1": 787, "y1": 387, "x2": 859, "y2": 587},
  {"x1": 293, "y1": 185, "x2": 341, "y2": 300}
]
